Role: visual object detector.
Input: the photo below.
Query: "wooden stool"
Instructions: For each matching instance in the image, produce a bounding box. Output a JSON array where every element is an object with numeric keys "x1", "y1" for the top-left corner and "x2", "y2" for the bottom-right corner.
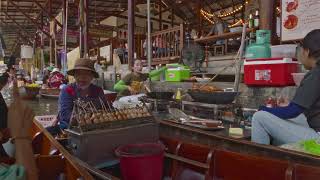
[{"x1": 213, "y1": 45, "x2": 225, "y2": 56}]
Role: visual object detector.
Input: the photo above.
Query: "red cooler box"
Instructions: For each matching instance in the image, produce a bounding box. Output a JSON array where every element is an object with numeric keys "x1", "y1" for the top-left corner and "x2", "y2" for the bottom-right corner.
[{"x1": 244, "y1": 58, "x2": 298, "y2": 86}]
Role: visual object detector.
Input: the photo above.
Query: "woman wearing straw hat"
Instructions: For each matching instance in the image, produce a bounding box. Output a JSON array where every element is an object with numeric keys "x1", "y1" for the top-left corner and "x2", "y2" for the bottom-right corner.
[{"x1": 57, "y1": 58, "x2": 106, "y2": 129}]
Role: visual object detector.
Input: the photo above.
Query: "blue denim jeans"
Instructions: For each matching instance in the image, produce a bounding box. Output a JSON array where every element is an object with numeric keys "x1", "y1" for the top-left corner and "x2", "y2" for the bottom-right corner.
[{"x1": 251, "y1": 111, "x2": 320, "y2": 145}]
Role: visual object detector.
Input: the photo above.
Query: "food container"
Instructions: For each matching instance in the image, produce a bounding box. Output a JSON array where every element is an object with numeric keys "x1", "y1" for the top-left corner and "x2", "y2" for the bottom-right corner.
[
  {"x1": 24, "y1": 86, "x2": 41, "y2": 99},
  {"x1": 188, "y1": 91, "x2": 239, "y2": 104},
  {"x1": 271, "y1": 44, "x2": 297, "y2": 58},
  {"x1": 165, "y1": 64, "x2": 190, "y2": 82},
  {"x1": 244, "y1": 58, "x2": 298, "y2": 86},
  {"x1": 104, "y1": 90, "x2": 118, "y2": 103}
]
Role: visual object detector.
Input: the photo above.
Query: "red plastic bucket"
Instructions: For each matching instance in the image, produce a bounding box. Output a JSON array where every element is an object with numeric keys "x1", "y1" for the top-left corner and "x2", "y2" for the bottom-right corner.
[{"x1": 115, "y1": 143, "x2": 164, "y2": 180}]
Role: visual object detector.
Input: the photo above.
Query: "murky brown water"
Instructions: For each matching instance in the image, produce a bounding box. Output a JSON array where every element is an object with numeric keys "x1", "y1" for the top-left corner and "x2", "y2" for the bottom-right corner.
[{"x1": 2, "y1": 86, "x2": 58, "y2": 116}]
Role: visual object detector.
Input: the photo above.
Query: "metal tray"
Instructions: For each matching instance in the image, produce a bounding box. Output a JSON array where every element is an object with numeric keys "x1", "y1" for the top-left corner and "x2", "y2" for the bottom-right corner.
[
  {"x1": 184, "y1": 122, "x2": 225, "y2": 130},
  {"x1": 165, "y1": 119, "x2": 224, "y2": 131}
]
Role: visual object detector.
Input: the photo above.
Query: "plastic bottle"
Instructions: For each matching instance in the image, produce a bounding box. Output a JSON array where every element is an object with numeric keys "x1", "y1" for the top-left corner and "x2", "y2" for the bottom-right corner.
[
  {"x1": 248, "y1": 14, "x2": 254, "y2": 29},
  {"x1": 175, "y1": 88, "x2": 182, "y2": 101},
  {"x1": 254, "y1": 10, "x2": 260, "y2": 28}
]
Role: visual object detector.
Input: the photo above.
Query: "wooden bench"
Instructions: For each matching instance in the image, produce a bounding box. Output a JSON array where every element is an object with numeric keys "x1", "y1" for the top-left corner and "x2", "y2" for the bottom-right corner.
[
  {"x1": 160, "y1": 136, "x2": 214, "y2": 180},
  {"x1": 293, "y1": 164, "x2": 320, "y2": 180},
  {"x1": 160, "y1": 136, "x2": 320, "y2": 180},
  {"x1": 214, "y1": 149, "x2": 290, "y2": 180}
]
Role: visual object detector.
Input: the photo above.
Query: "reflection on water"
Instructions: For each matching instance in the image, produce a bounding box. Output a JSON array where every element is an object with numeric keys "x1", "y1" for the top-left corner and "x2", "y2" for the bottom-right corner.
[
  {"x1": 2, "y1": 86, "x2": 59, "y2": 116},
  {"x1": 23, "y1": 98, "x2": 58, "y2": 115}
]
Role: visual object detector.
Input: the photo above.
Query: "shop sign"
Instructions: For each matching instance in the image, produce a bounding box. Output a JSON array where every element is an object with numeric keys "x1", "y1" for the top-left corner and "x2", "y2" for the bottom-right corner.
[{"x1": 281, "y1": 0, "x2": 320, "y2": 41}]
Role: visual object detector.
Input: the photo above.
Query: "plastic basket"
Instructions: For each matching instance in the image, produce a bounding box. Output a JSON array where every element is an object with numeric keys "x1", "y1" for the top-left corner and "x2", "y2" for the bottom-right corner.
[
  {"x1": 24, "y1": 86, "x2": 40, "y2": 98},
  {"x1": 34, "y1": 115, "x2": 57, "y2": 128}
]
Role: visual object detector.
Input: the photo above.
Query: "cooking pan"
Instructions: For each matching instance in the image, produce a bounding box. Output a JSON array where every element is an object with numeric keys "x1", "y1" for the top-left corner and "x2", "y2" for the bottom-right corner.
[
  {"x1": 146, "y1": 92, "x2": 174, "y2": 100},
  {"x1": 188, "y1": 90, "x2": 240, "y2": 104}
]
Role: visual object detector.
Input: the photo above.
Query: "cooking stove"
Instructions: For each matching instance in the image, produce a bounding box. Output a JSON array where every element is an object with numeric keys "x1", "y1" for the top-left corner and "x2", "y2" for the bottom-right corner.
[
  {"x1": 142, "y1": 97, "x2": 175, "y2": 113},
  {"x1": 181, "y1": 101, "x2": 243, "y2": 123}
]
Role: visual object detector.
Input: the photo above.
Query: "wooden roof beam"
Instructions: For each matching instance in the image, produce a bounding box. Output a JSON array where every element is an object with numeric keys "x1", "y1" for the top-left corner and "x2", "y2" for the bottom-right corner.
[
  {"x1": 162, "y1": 0, "x2": 187, "y2": 20},
  {"x1": 0, "y1": 19, "x2": 33, "y2": 45},
  {"x1": 34, "y1": 0, "x2": 63, "y2": 28},
  {"x1": 114, "y1": 14, "x2": 179, "y2": 25},
  {"x1": 154, "y1": 7, "x2": 171, "y2": 16},
  {"x1": 7, "y1": 0, "x2": 51, "y2": 38},
  {"x1": 2, "y1": 11, "x2": 34, "y2": 39}
]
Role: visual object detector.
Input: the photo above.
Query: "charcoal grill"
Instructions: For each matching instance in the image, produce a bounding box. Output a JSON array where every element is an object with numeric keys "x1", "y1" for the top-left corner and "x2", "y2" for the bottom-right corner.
[{"x1": 66, "y1": 118, "x2": 158, "y2": 166}]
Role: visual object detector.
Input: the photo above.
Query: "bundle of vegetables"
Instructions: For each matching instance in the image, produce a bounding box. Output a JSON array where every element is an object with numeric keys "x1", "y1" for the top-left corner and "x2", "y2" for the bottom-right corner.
[
  {"x1": 301, "y1": 139, "x2": 320, "y2": 155},
  {"x1": 25, "y1": 83, "x2": 41, "y2": 88}
]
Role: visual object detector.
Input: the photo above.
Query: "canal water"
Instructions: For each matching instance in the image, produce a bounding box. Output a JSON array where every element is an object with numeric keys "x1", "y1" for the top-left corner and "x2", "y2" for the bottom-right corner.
[{"x1": 2, "y1": 86, "x2": 58, "y2": 116}]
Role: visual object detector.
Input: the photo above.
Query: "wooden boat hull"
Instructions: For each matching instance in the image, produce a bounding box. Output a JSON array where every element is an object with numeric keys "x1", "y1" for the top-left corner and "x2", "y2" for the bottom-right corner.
[
  {"x1": 30, "y1": 118, "x2": 320, "y2": 180},
  {"x1": 39, "y1": 88, "x2": 60, "y2": 99},
  {"x1": 31, "y1": 120, "x2": 95, "y2": 179}
]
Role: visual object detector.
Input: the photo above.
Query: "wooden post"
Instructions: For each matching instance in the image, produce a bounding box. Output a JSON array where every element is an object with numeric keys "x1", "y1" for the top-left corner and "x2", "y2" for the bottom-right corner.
[
  {"x1": 84, "y1": 0, "x2": 88, "y2": 57},
  {"x1": 260, "y1": 0, "x2": 277, "y2": 43},
  {"x1": 171, "y1": 8, "x2": 174, "y2": 28},
  {"x1": 110, "y1": 40, "x2": 113, "y2": 64},
  {"x1": 128, "y1": 0, "x2": 135, "y2": 68},
  {"x1": 179, "y1": 24, "x2": 184, "y2": 56},
  {"x1": 197, "y1": 1, "x2": 202, "y2": 37},
  {"x1": 241, "y1": 0, "x2": 245, "y2": 20},
  {"x1": 54, "y1": 21, "x2": 57, "y2": 67},
  {"x1": 159, "y1": 0, "x2": 162, "y2": 31},
  {"x1": 62, "y1": 0, "x2": 68, "y2": 74},
  {"x1": 260, "y1": 0, "x2": 274, "y2": 29},
  {"x1": 79, "y1": 0, "x2": 85, "y2": 58},
  {"x1": 49, "y1": 0, "x2": 54, "y2": 65}
]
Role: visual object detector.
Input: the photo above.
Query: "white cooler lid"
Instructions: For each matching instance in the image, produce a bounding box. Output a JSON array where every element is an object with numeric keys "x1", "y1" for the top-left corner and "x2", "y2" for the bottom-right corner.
[{"x1": 244, "y1": 58, "x2": 298, "y2": 65}]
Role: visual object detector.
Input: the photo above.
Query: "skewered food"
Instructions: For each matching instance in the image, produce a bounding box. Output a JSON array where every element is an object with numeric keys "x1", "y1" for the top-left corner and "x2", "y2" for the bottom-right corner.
[{"x1": 69, "y1": 98, "x2": 153, "y2": 132}]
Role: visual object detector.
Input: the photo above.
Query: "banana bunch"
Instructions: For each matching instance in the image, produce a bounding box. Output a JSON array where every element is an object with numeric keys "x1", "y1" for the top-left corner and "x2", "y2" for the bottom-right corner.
[{"x1": 26, "y1": 83, "x2": 41, "y2": 88}]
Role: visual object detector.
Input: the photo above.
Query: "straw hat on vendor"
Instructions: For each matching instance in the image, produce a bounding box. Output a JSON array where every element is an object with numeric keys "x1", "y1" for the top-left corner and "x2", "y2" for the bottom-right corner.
[{"x1": 67, "y1": 58, "x2": 99, "y2": 78}]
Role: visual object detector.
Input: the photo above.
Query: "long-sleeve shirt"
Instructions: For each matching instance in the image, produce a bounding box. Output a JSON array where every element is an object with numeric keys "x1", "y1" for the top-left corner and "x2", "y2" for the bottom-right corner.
[
  {"x1": 114, "y1": 67, "x2": 167, "y2": 96},
  {"x1": 259, "y1": 102, "x2": 304, "y2": 119},
  {"x1": 58, "y1": 83, "x2": 105, "y2": 129},
  {"x1": 0, "y1": 93, "x2": 7, "y2": 129}
]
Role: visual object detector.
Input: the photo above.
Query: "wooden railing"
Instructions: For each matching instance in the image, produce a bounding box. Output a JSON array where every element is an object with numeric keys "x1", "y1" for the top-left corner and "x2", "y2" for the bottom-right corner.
[{"x1": 141, "y1": 24, "x2": 184, "y2": 65}]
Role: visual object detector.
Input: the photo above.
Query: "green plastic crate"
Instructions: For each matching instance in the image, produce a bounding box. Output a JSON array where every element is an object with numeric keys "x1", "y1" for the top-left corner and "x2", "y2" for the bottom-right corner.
[{"x1": 165, "y1": 68, "x2": 190, "y2": 82}]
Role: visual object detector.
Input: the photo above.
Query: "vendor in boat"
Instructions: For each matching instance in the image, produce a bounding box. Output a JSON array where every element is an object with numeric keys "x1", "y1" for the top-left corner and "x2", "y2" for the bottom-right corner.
[
  {"x1": 0, "y1": 72, "x2": 10, "y2": 137},
  {"x1": 48, "y1": 68, "x2": 66, "y2": 89},
  {"x1": 113, "y1": 59, "x2": 167, "y2": 96},
  {"x1": 42, "y1": 66, "x2": 53, "y2": 86},
  {"x1": 0, "y1": 72, "x2": 11, "y2": 157},
  {"x1": 252, "y1": 29, "x2": 320, "y2": 145},
  {"x1": 57, "y1": 58, "x2": 106, "y2": 129}
]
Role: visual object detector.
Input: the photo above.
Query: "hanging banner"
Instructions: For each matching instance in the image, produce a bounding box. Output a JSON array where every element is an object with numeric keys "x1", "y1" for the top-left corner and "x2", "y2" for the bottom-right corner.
[{"x1": 281, "y1": 0, "x2": 320, "y2": 41}]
